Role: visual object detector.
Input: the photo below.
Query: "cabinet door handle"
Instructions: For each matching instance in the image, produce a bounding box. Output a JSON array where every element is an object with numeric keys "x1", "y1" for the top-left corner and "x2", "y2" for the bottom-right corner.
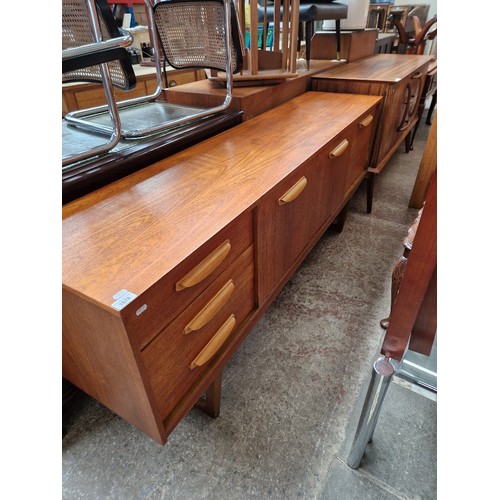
[
  {"x1": 329, "y1": 139, "x2": 349, "y2": 158},
  {"x1": 189, "y1": 314, "x2": 236, "y2": 369},
  {"x1": 397, "y1": 120, "x2": 410, "y2": 132},
  {"x1": 412, "y1": 72, "x2": 423, "y2": 79},
  {"x1": 184, "y1": 280, "x2": 235, "y2": 334},
  {"x1": 278, "y1": 176, "x2": 308, "y2": 205},
  {"x1": 359, "y1": 115, "x2": 373, "y2": 128},
  {"x1": 176, "y1": 240, "x2": 231, "y2": 291}
]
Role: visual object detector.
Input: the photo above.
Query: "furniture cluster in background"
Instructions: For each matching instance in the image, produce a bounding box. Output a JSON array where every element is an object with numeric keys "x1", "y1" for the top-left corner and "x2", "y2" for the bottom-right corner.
[
  {"x1": 63, "y1": 92, "x2": 382, "y2": 444},
  {"x1": 367, "y1": 3, "x2": 429, "y2": 37},
  {"x1": 62, "y1": 0, "x2": 437, "y2": 452}
]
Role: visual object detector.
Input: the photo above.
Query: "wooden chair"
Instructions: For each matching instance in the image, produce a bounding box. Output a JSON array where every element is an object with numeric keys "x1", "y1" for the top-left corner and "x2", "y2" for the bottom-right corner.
[
  {"x1": 391, "y1": 9, "x2": 437, "y2": 55},
  {"x1": 347, "y1": 169, "x2": 437, "y2": 469},
  {"x1": 64, "y1": 0, "x2": 243, "y2": 141},
  {"x1": 62, "y1": 0, "x2": 136, "y2": 166}
]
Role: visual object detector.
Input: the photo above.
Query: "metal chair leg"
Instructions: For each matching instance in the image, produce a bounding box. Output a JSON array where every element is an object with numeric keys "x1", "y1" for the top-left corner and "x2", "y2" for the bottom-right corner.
[
  {"x1": 347, "y1": 356, "x2": 394, "y2": 469},
  {"x1": 335, "y1": 19, "x2": 341, "y2": 60},
  {"x1": 305, "y1": 21, "x2": 313, "y2": 70}
]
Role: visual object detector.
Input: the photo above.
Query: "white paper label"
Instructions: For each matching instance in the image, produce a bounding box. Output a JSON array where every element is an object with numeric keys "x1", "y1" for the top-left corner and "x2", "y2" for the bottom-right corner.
[{"x1": 111, "y1": 290, "x2": 137, "y2": 311}]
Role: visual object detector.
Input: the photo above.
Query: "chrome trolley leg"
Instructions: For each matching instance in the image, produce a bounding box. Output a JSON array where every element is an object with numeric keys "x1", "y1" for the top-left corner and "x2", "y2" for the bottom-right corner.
[{"x1": 347, "y1": 356, "x2": 394, "y2": 469}]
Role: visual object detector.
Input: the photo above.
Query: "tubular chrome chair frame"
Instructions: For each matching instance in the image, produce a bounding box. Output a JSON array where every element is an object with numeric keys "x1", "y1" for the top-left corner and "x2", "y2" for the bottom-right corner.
[
  {"x1": 62, "y1": 0, "x2": 135, "y2": 167},
  {"x1": 64, "y1": 0, "x2": 243, "y2": 140}
]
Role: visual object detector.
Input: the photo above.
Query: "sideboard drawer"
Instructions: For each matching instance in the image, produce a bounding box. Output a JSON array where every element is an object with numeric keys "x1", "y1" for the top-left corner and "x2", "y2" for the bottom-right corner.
[
  {"x1": 142, "y1": 245, "x2": 255, "y2": 418},
  {"x1": 124, "y1": 210, "x2": 253, "y2": 349}
]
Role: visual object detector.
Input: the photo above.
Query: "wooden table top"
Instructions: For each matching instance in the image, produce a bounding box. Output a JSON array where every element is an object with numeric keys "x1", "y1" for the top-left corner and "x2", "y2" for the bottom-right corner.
[
  {"x1": 63, "y1": 92, "x2": 382, "y2": 311},
  {"x1": 312, "y1": 54, "x2": 435, "y2": 83}
]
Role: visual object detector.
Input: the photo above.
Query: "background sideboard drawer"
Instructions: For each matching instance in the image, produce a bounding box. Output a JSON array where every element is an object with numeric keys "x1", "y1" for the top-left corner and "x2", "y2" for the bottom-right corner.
[
  {"x1": 142, "y1": 246, "x2": 255, "y2": 418},
  {"x1": 314, "y1": 107, "x2": 377, "y2": 210}
]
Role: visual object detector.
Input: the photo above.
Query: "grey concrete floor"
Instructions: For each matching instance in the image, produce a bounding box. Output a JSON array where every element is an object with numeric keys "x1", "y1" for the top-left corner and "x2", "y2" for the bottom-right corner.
[{"x1": 62, "y1": 114, "x2": 437, "y2": 499}]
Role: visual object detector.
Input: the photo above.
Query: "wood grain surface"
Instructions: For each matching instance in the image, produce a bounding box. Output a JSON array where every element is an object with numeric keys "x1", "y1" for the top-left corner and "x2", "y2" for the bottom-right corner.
[
  {"x1": 63, "y1": 92, "x2": 382, "y2": 311},
  {"x1": 312, "y1": 54, "x2": 434, "y2": 83}
]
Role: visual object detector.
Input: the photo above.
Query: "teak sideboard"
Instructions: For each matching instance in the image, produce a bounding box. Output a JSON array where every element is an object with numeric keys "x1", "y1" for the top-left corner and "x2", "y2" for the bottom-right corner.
[
  {"x1": 62, "y1": 91, "x2": 382, "y2": 444},
  {"x1": 311, "y1": 54, "x2": 433, "y2": 212}
]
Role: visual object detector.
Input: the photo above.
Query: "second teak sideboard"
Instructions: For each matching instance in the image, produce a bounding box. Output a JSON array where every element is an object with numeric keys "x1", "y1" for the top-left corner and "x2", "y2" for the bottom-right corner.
[
  {"x1": 311, "y1": 54, "x2": 434, "y2": 213},
  {"x1": 62, "y1": 91, "x2": 382, "y2": 444}
]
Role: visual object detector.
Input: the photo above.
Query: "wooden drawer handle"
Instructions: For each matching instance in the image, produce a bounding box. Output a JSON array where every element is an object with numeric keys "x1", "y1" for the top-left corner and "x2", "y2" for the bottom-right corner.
[
  {"x1": 397, "y1": 120, "x2": 410, "y2": 132},
  {"x1": 359, "y1": 115, "x2": 373, "y2": 128},
  {"x1": 278, "y1": 176, "x2": 308, "y2": 205},
  {"x1": 184, "y1": 280, "x2": 235, "y2": 334},
  {"x1": 329, "y1": 139, "x2": 349, "y2": 158},
  {"x1": 176, "y1": 240, "x2": 231, "y2": 291},
  {"x1": 189, "y1": 314, "x2": 236, "y2": 369}
]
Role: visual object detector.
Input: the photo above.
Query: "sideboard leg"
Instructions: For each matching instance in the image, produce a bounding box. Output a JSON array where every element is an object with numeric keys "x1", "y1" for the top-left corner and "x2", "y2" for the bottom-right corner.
[
  {"x1": 405, "y1": 130, "x2": 413, "y2": 152},
  {"x1": 331, "y1": 202, "x2": 349, "y2": 233},
  {"x1": 347, "y1": 356, "x2": 394, "y2": 469},
  {"x1": 194, "y1": 372, "x2": 222, "y2": 418},
  {"x1": 367, "y1": 172, "x2": 375, "y2": 213}
]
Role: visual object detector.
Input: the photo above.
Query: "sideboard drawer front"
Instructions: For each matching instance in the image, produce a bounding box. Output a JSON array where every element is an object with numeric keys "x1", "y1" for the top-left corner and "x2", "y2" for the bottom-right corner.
[
  {"x1": 123, "y1": 211, "x2": 253, "y2": 348},
  {"x1": 142, "y1": 246, "x2": 255, "y2": 418}
]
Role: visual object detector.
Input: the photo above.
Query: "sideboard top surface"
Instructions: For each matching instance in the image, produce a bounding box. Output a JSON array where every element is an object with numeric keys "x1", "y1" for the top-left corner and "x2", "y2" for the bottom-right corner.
[
  {"x1": 312, "y1": 54, "x2": 435, "y2": 84},
  {"x1": 62, "y1": 91, "x2": 382, "y2": 310}
]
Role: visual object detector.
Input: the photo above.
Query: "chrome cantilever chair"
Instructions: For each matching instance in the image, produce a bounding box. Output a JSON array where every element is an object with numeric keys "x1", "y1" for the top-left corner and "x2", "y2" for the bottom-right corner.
[
  {"x1": 64, "y1": 0, "x2": 244, "y2": 141},
  {"x1": 62, "y1": 0, "x2": 137, "y2": 166}
]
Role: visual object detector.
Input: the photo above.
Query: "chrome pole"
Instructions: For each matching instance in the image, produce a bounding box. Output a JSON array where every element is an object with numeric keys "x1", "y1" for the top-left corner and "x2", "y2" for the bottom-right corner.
[{"x1": 347, "y1": 356, "x2": 394, "y2": 469}]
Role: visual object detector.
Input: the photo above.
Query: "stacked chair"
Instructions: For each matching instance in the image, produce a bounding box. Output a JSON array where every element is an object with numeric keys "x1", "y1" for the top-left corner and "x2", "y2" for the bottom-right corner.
[
  {"x1": 62, "y1": 0, "x2": 244, "y2": 167},
  {"x1": 62, "y1": 0, "x2": 136, "y2": 166}
]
